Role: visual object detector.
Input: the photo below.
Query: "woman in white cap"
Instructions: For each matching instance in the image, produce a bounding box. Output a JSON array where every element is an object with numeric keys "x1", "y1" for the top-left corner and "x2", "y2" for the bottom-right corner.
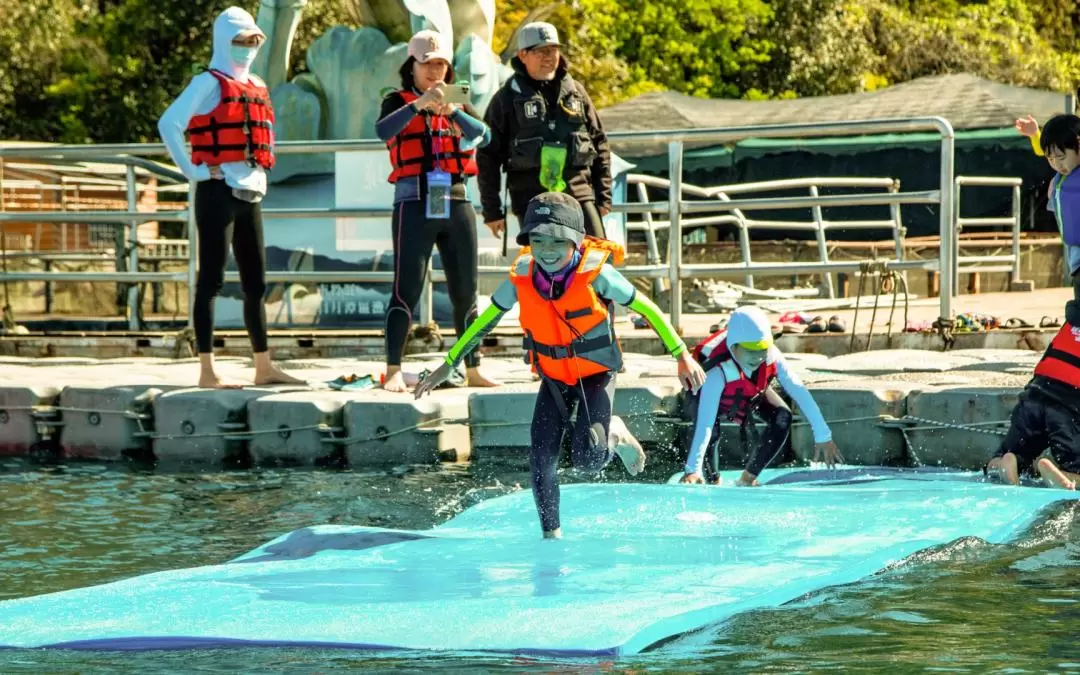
[
  {"x1": 375, "y1": 29, "x2": 497, "y2": 392},
  {"x1": 158, "y1": 6, "x2": 303, "y2": 389}
]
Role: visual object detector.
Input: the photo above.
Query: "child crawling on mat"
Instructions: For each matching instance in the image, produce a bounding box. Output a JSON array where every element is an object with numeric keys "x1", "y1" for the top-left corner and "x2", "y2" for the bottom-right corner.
[
  {"x1": 679, "y1": 306, "x2": 843, "y2": 486},
  {"x1": 415, "y1": 191, "x2": 706, "y2": 538},
  {"x1": 986, "y1": 317, "x2": 1080, "y2": 490}
]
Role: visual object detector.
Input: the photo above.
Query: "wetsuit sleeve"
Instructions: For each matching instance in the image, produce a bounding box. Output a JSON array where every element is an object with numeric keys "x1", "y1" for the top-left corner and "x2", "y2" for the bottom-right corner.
[
  {"x1": 592, "y1": 265, "x2": 686, "y2": 357},
  {"x1": 1030, "y1": 129, "x2": 1044, "y2": 157},
  {"x1": 158, "y1": 74, "x2": 218, "y2": 182},
  {"x1": 582, "y1": 87, "x2": 612, "y2": 211},
  {"x1": 444, "y1": 280, "x2": 518, "y2": 367},
  {"x1": 452, "y1": 106, "x2": 490, "y2": 148},
  {"x1": 685, "y1": 366, "x2": 725, "y2": 474},
  {"x1": 774, "y1": 353, "x2": 832, "y2": 443},
  {"x1": 375, "y1": 93, "x2": 415, "y2": 142},
  {"x1": 477, "y1": 91, "x2": 509, "y2": 223}
]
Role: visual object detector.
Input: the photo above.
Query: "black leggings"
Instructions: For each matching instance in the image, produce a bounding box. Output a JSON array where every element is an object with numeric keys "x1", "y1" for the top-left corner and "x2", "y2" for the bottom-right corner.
[
  {"x1": 994, "y1": 388, "x2": 1080, "y2": 474},
  {"x1": 386, "y1": 200, "x2": 480, "y2": 368},
  {"x1": 193, "y1": 179, "x2": 268, "y2": 354},
  {"x1": 689, "y1": 387, "x2": 793, "y2": 481},
  {"x1": 530, "y1": 371, "x2": 615, "y2": 533}
]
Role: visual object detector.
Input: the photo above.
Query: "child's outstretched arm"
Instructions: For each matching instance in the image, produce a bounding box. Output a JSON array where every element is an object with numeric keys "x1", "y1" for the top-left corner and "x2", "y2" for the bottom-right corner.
[
  {"x1": 774, "y1": 353, "x2": 843, "y2": 466},
  {"x1": 681, "y1": 367, "x2": 726, "y2": 482},
  {"x1": 1015, "y1": 115, "x2": 1043, "y2": 156},
  {"x1": 414, "y1": 280, "x2": 516, "y2": 398},
  {"x1": 593, "y1": 264, "x2": 706, "y2": 392}
]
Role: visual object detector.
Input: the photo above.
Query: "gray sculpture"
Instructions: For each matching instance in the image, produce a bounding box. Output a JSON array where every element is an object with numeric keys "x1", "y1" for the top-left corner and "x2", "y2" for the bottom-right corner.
[{"x1": 253, "y1": 0, "x2": 515, "y2": 181}]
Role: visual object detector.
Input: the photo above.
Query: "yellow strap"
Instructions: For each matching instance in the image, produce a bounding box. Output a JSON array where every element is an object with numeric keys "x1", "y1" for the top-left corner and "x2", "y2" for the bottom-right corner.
[{"x1": 1030, "y1": 130, "x2": 1044, "y2": 157}]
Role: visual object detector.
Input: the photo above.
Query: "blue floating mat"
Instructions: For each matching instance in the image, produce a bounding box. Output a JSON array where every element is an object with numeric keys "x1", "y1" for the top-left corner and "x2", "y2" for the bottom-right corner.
[{"x1": 0, "y1": 466, "x2": 1073, "y2": 656}]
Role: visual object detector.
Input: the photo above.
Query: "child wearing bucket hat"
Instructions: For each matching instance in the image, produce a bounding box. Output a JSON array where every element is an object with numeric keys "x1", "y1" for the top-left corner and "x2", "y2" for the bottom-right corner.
[
  {"x1": 680, "y1": 306, "x2": 843, "y2": 486},
  {"x1": 415, "y1": 192, "x2": 706, "y2": 538}
]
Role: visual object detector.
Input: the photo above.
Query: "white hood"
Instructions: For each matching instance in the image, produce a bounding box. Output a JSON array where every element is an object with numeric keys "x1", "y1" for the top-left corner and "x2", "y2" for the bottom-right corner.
[
  {"x1": 725, "y1": 306, "x2": 773, "y2": 348},
  {"x1": 208, "y1": 7, "x2": 265, "y2": 83}
]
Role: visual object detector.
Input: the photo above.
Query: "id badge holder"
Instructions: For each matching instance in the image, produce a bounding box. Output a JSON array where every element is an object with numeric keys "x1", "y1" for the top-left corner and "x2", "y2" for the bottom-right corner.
[{"x1": 425, "y1": 169, "x2": 452, "y2": 220}]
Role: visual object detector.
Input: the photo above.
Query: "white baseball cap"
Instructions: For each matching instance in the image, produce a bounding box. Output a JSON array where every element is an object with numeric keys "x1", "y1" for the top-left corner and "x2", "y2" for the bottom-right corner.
[{"x1": 408, "y1": 30, "x2": 453, "y2": 64}]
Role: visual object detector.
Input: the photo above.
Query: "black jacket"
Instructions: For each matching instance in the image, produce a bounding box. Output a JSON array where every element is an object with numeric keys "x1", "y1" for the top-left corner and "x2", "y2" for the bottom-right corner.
[{"x1": 477, "y1": 57, "x2": 612, "y2": 223}]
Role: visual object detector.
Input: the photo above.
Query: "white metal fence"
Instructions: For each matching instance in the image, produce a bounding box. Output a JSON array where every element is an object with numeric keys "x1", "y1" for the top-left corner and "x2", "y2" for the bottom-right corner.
[{"x1": 0, "y1": 116, "x2": 1019, "y2": 333}]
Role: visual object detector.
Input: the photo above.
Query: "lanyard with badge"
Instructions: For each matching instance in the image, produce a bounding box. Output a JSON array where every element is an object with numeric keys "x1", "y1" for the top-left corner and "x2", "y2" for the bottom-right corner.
[
  {"x1": 539, "y1": 98, "x2": 580, "y2": 193},
  {"x1": 424, "y1": 106, "x2": 452, "y2": 220}
]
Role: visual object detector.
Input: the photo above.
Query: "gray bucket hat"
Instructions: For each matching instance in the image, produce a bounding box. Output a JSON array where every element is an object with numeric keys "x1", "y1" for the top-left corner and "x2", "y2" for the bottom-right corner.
[{"x1": 516, "y1": 192, "x2": 585, "y2": 246}]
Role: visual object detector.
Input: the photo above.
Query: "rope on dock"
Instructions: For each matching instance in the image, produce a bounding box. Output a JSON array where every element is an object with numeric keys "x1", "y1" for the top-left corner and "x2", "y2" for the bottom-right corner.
[{"x1": 879, "y1": 414, "x2": 1009, "y2": 437}]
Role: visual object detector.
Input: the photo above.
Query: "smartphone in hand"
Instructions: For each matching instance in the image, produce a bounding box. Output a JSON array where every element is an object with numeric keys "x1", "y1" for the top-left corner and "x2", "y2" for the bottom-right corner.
[{"x1": 442, "y1": 83, "x2": 471, "y2": 105}]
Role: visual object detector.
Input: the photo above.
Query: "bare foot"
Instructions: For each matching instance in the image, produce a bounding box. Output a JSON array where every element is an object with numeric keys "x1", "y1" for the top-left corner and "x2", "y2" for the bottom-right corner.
[
  {"x1": 609, "y1": 415, "x2": 646, "y2": 476},
  {"x1": 736, "y1": 471, "x2": 760, "y2": 487},
  {"x1": 254, "y1": 365, "x2": 307, "y2": 386},
  {"x1": 383, "y1": 370, "x2": 410, "y2": 393},
  {"x1": 543, "y1": 528, "x2": 563, "y2": 539},
  {"x1": 987, "y1": 453, "x2": 1020, "y2": 485},
  {"x1": 198, "y1": 374, "x2": 244, "y2": 389},
  {"x1": 1037, "y1": 457, "x2": 1077, "y2": 490},
  {"x1": 466, "y1": 367, "x2": 500, "y2": 388}
]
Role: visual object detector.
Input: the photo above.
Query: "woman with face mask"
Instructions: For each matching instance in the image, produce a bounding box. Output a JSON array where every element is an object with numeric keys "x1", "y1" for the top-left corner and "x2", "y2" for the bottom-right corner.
[
  {"x1": 374, "y1": 30, "x2": 498, "y2": 393},
  {"x1": 158, "y1": 6, "x2": 303, "y2": 388}
]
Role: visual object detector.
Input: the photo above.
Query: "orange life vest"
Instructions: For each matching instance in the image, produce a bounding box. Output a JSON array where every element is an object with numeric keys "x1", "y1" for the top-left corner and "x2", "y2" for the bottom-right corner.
[
  {"x1": 187, "y1": 69, "x2": 275, "y2": 170},
  {"x1": 386, "y1": 90, "x2": 479, "y2": 183},
  {"x1": 1035, "y1": 324, "x2": 1080, "y2": 388},
  {"x1": 693, "y1": 329, "x2": 778, "y2": 424},
  {"x1": 511, "y1": 237, "x2": 625, "y2": 386}
]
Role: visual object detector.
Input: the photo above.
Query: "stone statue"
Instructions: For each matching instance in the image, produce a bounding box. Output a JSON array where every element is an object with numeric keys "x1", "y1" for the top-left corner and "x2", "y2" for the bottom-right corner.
[{"x1": 252, "y1": 0, "x2": 515, "y2": 181}]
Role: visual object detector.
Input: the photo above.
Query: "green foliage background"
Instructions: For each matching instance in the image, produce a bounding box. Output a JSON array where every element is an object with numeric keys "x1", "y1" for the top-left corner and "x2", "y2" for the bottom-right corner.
[{"x1": 0, "y1": 0, "x2": 1076, "y2": 142}]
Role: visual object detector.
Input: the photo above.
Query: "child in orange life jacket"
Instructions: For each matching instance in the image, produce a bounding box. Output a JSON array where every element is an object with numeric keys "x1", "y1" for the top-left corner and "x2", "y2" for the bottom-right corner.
[
  {"x1": 679, "y1": 306, "x2": 843, "y2": 486},
  {"x1": 415, "y1": 192, "x2": 707, "y2": 538},
  {"x1": 986, "y1": 321, "x2": 1080, "y2": 490},
  {"x1": 157, "y1": 6, "x2": 303, "y2": 389}
]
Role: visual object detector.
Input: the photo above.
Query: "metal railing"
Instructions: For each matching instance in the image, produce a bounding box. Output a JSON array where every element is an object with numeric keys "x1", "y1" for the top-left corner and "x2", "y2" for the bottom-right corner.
[
  {"x1": 0, "y1": 118, "x2": 960, "y2": 332},
  {"x1": 951, "y1": 176, "x2": 1023, "y2": 288},
  {"x1": 626, "y1": 175, "x2": 904, "y2": 299}
]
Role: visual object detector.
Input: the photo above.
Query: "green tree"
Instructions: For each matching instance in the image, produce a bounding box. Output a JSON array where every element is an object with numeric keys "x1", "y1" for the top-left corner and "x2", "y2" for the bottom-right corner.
[
  {"x1": 290, "y1": 0, "x2": 357, "y2": 75},
  {"x1": 760, "y1": 0, "x2": 882, "y2": 97},
  {"x1": 609, "y1": 0, "x2": 774, "y2": 99},
  {"x1": 44, "y1": 0, "x2": 247, "y2": 143},
  {"x1": 868, "y1": 0, "x2": 1073, "y2": 91},
  {"x1": 0, "y1": 0, "x2": 90, "y2": 140}
]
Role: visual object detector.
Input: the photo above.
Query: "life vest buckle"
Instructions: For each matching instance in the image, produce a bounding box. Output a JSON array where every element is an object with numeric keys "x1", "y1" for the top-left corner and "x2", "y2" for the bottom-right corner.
[{"x1": 555, "y1": 344, "x2": 575, "y2": 359}]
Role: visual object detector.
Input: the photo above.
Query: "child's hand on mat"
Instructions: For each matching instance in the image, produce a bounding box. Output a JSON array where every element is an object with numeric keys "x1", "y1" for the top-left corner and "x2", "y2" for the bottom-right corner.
[
  {"x1": 676, "y1": 351, "x2": 706, "y2": 393},
  {"x1": 413, "y1": 362, "x2": 452, "y2": 399},
  {"x1": 813, "y1": 440, "x2": 843, "y2": 468},
  {"x1": 679, "y1": 472, "x2": 705, "y2": 484},
  {"x1": 1014, "y1": 115, "x2": 1039, "y2": 138}
]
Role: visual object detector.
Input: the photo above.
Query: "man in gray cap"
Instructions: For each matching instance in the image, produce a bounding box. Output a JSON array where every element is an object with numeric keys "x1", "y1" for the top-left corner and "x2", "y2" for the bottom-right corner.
[{"x1": 477, "y1": 22, "x2": 612, "y2": 244}]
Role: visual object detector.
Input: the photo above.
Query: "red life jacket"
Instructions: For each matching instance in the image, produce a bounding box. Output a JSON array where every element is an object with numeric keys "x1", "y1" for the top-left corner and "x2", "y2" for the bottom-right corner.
[
  {"x1": 692, "y1": 329, "x2": 777, "y2": 424},
  {"x1": 187, "y1": 70, "x2": 275, "y2": 170},
  {"x1": 1035, "y1": 324, "x2": 1080, "y2": 388},
  {"x1": 386, "y1": 90, "x2": 479, "y2": 183}
]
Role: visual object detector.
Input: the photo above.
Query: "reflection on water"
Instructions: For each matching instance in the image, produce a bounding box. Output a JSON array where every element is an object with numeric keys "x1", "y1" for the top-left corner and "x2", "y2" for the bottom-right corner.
[{"x1": 1, "y1": 458, "x2": 1079, "y2": 673}]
